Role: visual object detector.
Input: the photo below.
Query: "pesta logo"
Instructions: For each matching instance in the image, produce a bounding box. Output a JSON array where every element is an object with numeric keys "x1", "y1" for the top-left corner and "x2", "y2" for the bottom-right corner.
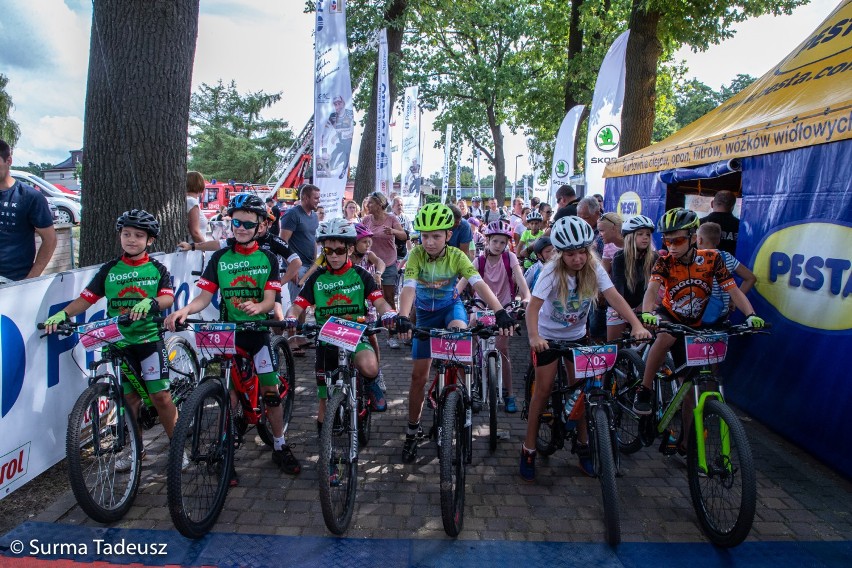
[
  {"x1": 0, "y1": 442, "x2": 30, "y2": 491},
  {"x1": 108, "y1": 271, "x2": 139, "y2": 283},
  {"x1": 0, "y1": 315, "x2": 26, "y2": 418},
  {"x1": 752, "y1": 221, "x2": 852, "y2": 331},
  {"x1": 219, "y1": 260, "x2": 250, "y2": 271},
  {"x1": 616, "y1": 191, "x2": 642, "y2": 218}
]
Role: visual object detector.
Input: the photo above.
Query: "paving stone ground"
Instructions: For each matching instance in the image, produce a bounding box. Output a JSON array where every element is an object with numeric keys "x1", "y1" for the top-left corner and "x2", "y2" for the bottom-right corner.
[{"x1": 32, "y1": 333, "x2": 852, "y2": 544}]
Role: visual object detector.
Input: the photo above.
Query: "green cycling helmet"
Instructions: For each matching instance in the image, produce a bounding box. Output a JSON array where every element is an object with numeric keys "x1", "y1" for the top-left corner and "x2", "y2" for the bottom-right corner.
[
  {"x1": 413, "y1": 203, "x2": 454, "y2": 231},
  {"x1": 658, "y1": 207, "x2": 700, "y2": 234}
]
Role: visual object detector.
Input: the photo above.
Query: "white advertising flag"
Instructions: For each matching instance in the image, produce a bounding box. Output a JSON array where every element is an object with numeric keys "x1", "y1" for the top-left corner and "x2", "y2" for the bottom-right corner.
[
  {"x1": 585, "y1": 30, "x2": 629, "y2": 198},
  {"x1": 374, "y1": 28, "x2": 391, "y2": 195},
  {"x1": 314, "y1": 0, "x2": 355, "y2": 218},
  {"x1": 550, "y1": 104, "x2": 585, "y2": 207},
  {"x1": 441, "y1": 123, "x2": 453, "y2": 204},
  {"x1": 455, "y1": 147, "x2": 462, "y2": 201},
  {"x1": 401, "y1": 86, "x2": 420, "y2": 219}
]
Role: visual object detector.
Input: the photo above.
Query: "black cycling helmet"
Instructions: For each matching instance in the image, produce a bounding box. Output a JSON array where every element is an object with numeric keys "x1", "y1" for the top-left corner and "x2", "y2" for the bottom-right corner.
[
  {"x1": 228, "y1": 193, "x2": 267, "y2": 218},
  {"x1": 532, "y1": 236, "x2": 552, "y2": 256},
  {"x1": 116, "y1": 209, "x2": 160, "y2": 237},
  {"x1": 658, "y1": 207, "x2": 700, "y2": 234}
]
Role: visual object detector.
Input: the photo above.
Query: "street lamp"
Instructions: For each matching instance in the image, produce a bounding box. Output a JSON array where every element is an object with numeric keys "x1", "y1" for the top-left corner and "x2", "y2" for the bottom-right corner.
[{"x1": 513, "y1": 154, "x2": 523, "y2": 203}]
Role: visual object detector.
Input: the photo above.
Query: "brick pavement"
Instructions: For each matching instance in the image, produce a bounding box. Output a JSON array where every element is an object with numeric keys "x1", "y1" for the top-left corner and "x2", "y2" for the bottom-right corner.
[{"x1": 35, "y1": 333, "x2": 852, "y2": 544}]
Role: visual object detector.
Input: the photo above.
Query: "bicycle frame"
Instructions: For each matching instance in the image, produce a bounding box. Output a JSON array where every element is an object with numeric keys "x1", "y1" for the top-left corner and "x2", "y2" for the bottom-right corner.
[
  {"x1": 431, "y1": 359, "x2": 473, "y2": 463},
  {"x1": 327, "y1": 346, "x2": 360, "y2": 463}
]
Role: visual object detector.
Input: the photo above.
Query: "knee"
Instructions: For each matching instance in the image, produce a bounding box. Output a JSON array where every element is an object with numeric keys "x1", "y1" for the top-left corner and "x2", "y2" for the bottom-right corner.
[{"x1": 150, "y1": 391, "x2": 173, "y2": 408}]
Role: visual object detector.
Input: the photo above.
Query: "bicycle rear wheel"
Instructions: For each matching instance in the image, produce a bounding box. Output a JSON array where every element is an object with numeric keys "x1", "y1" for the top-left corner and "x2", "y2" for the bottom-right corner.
[
  {"x1": 487, "y1": 354, "x2": 499, "y2": 452},
  {"x1": 257, "y1": 336, "x2": 297, "y2": 446},
  {"x1": 591, "y1": 406, "x2": 621, "y2": 546},
  {"x1": 167, "y1": 380, "x2": 232, "y2": 539},
  {"x1": 165, "y1": 335, "x2": 200, "y2": 410},
  {"x1": 318, "y1": 391, "x2": 358, "y2": 535},
  {"x1": 612, "y1": 348, "x2": 643, "y2": 454},
  {"x1": 687, "y1": 399, "x2": 756, "y2": 547},
  {"x1": 66, "y1": 382, "x2": 142, "y2": 523},
  {"x1": 439, "y1": 390, "x2": 467, "y2": 537}
]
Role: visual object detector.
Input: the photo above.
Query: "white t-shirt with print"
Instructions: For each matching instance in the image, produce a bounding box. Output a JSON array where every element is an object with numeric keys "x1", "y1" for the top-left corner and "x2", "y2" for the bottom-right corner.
[{"x1": 532, "y1": 261, "x2": 613, "y2": 340}]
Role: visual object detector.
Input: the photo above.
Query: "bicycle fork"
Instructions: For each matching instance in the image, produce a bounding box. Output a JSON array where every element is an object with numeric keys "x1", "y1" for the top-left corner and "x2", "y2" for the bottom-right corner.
[{"x1": 691, "y1": 378, "x2": 728, "y2": 476}]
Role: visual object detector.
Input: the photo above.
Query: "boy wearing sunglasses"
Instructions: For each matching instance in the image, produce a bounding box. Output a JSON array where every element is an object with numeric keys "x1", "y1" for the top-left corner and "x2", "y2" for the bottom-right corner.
[
  {"x1": 285, "y1": 219, "x2": 398, "y2": 434},
  {"x1": 632, "y1": 208, "x2": 765, "y2": 447},
  {"x1": 166, "y1": 194, "x2": 301, "y2": 480}
]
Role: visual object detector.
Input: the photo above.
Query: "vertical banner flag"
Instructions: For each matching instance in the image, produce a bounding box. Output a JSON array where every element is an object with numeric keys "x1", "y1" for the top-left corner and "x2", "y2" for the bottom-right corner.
[
  {"x1": 474, "y1": 148, "x2": 481, "y2": 198},
  {"x1": 401, "y1": 86, "x2": 420, "y2": 219},
  {"x1": 523, "y1": 175, "x2": 529, "y2": 204},
  {"x1": 375, "y1": 28, "x2": 390, "y2": 194},
  {"x1": 455, "y1": 147, "x2": 462, "y2": 201},
  {"x1": 585, "y1": 30, "x2": 629, "y2": 198},
  {"x1": 441, "y1": 123, "x2": 453, "y2": 204},
  {"x1": 550, "y1": 104, "x2": 585, "y2": 207},
  {"x1": 527, "y1": 138, "x2": 547, "y2": 205},
  {"x1": 314, "y1": 0, "x2": 355, "y2": 218}
]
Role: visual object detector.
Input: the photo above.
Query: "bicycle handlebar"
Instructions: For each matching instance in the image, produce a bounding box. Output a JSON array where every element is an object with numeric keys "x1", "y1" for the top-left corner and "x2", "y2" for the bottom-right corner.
[
  {"x1": 654, "y1": 320, "x2": 772, "y2": 337},
  {"x1": 411, "y1": 324, "x2": 508, "y2": 341}
]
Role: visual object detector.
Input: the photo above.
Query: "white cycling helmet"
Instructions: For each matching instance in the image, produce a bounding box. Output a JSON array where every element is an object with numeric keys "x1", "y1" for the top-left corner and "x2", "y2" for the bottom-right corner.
[
  {"x1": 316, "y1": 218, "x2": 357, "y2": 243},
  {"x1": 550, "y1": 216, "x2": 595, "y2": 251},
  {"x1": 526, "y1": 210, "x2": 543, "y2": 223},
  {"x1": 621, "y1": 214, "x2": 655, "y2": 236}
]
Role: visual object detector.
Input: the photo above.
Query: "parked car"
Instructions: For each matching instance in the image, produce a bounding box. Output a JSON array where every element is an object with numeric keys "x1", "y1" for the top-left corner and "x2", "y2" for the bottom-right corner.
[{"x1": 10, "y1": 169, "x2": 82, "y2": 225}]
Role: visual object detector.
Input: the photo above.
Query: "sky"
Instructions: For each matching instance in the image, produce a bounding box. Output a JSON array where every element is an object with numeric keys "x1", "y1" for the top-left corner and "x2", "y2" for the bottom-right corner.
[{"x1": 0, "y1": 0, "x2": 840, "y2": 180}]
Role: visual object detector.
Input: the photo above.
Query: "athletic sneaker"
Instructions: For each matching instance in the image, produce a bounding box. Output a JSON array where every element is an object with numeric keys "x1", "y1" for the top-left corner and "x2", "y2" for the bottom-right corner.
[
  {"x1": 387, "y1": 336, "x2": 401, "y2": 349},
  {"x1": 115, "y1": 448, "x2": 145, "y2": 473},
  {"x1": 402, "y1": 435, "x2": 418, "y2": 463},
  {"x1": 505, "y1": 396, "x2": 518, "y2": 413},
  {"x1": 376, "y1": 371, "x2": 388, "y2": 393},
  {"x1": 366, "y1": 379, "x2": 387, "y2": 412},
  {"x1": 181, "y1": 451, "x2": 191, "y2": 471},
  {"x1": 632, "y1": 385, "x2": 653, "y2": 415},
  {"x1": 577, "y1": 443, "x2": 595, "y2": 477},
  {"x1": 519, "y1": 447, "x2": 536, "y2": 482},
  {"x1": 272, "y1": 445, "x2": 301, "y2": 475}
]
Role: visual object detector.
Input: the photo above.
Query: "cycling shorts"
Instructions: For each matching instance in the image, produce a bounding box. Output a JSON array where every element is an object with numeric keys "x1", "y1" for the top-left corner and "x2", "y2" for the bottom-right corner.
[
  {"x1": 412, "y1": 300, "x2": 467, "y2": 360},
  {"x1": 236, "y1": 331, "x2": 279, "y2": 387},
  {"x1": 120, "y1": 340, "x2": 169, "y2": 396},
  {"x1": 315, "y1": 340, "x2": 374, "y2": 399}
]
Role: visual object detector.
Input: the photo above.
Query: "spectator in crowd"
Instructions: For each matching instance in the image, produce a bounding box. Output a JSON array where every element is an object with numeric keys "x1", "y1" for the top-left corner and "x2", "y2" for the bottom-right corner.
[
  {"x1": 458, "y1": 198, "x2": 471, "y2": 219},
  {"x1": 539, "y1": 202, "x2": 553, "y2": 232},
  {"x1": 266, "y1": 197, "x2": 281, "y2": 236},
  {"x1": 530, "y1": 196, "x2": 541, "y2": 209},
  {"x1": 317, "y1": 206, "x2": 326, "y2": 222},
  {"x1": 391, "y1": 195, "x2": 412, "y2": 232},
  {"x1": 593, "y1": 193, "x2": 605, "y2": 212},
  {"x1": 597, "y1": 212, "x2": 624, "y2": 276},
  {"x1": 697, "y1": 221, "x2": 756, "y2": 324},
  {"x1": 552, "y1": 185, "x2": 580, "y2": 222},
  {"x1": 483, "y1": 197, "x2": 505, "y2": 225},
  {"x1": 446, "y1": 204, "x2": 473, "y2": 259},
  {"x1": 186, "y1": 171, "x2": 209, "y2": 244},
  {"x1": 577, "y1": 196, "x2": 606, "y2": 340},
  {"x1": 469, "y1": 196, "x2": 484, "y2": 218},
  {"x1": 343, "y1": 199, "x2": 360, "y2": 221},
  {"x1": 700, "y1": 190, "x2": 739, "y2": 254},
  {"x1": 0, "y1": 139, "x2": 56, "y2": 281},
  {"x1": 280, "y1": 184, "x2": 321, "y2": 316}
]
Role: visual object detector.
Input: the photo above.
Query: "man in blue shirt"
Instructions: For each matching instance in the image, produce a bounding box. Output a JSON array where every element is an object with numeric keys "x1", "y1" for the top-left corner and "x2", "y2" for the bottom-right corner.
[
  {"x1": 280, "y1": 183, "x2": 320, "y2": 307},
  {"x1": 0, "y1": 140, "x2": 56, "y2": 281},
  {"x1": 446, "y1": 204, "x2": 473, "y2": 259}
]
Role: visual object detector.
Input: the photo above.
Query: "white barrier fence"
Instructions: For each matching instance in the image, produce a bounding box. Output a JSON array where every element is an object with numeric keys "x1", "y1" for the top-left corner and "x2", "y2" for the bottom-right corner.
[{"x1": 0, "y1": 251, "x2": 218, "y2": 500}]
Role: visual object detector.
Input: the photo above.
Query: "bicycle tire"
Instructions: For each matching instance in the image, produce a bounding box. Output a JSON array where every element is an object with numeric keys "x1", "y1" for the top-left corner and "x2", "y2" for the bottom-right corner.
[
  {"x1": 167, "y1": 380, "x2": 232, "y2": 539},
  {"x1": 318, "y1": 391, "x2": 358, "y2": 535},
  {"x1": 257, "y1": 336, "x2": 297, "y2": 446},
  {"x1": 66, "y1": 382, "x2": 142, "y2": 523},
  {"x1": 165, "y1": 335, "x2": 200, "y2": 411},
  {"x1": 487, "y1": 354, "x2": 499, "y2": 452},
  {"x1": 439, "y1": 389, "x2": 466, "y2": 537},
  {"x1": 592, "y1": 406, "x2": 621, "y2": 546},
  {"x1": 612, "y1": 348, "x2": 644, "y2": 454},
  {"x1": 521, "y1": 363, "x2": 534, "y2": 419},
  {"x1": 357, "y1": 376, "x2": 372, "y2": 447},
  {"x1": 687, "y1": 399, "x2": 756, "y2": 548}
]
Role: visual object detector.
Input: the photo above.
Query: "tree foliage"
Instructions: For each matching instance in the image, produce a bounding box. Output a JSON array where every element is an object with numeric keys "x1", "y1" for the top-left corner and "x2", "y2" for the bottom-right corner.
[
  {"x1": 674, "y1": 73, "x2": 757, "y2": 130},
  {"x1": 188, "y1": 80, "x2": 294, "y2": 183},
  {"x1": 15, "y1": 162, "x2": 56, "y2": 178},
  {"x1": 0, "y1": 74, "x2": 21, "y2": 146}
]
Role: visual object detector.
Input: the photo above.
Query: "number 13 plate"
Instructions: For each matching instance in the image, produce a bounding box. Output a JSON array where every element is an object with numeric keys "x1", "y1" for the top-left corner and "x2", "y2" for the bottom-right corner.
[{"x1": 684, "y1": 333, "x2": 728, "y2": 366}]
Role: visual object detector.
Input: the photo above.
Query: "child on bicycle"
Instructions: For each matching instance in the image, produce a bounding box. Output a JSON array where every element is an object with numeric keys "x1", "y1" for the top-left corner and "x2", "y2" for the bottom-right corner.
[
  {"x1": 457, "y1": 219, "x2": 531, "y2": 413},
  {"x1": 632, "y1": 208, "x2": 765, "y2": 451},
  {"x1": 522, "y1": 216, "x2": 651, "y2": 481},
  {"x1": 284, "y1": 219, "x2": 397, "y2": 434},
  {"x1": 42, "y1": 210, "x2": 176, "y2": 469},
  {"x1": 608, "y1": 215, "x2": 657, "y2": 341},
  {"x1": 523, "y1": 236, "x2": 555, "y2": 291},
  {"x1": 166, "y1": 194, "x2": 301, "y2": 479},
  {"x1": 517, "y1": 210, "x2": 545, "y2": 270},
  {"x1": 395, "y1": 203, "x2": 516, "y2": 463}
]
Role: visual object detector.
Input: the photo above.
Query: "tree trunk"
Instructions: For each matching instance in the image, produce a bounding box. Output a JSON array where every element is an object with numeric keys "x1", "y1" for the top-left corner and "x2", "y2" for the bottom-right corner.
[
  {"x1": 353, "y1": 0, "x2": 408, "y2": 206},
  {"x1": 81, "y1": 0, "x2": 199, "y2": 265},
  {"x1": 563, "y1": 0, "x2": 584, "y2": 112},
  {"x1": 487, "y1": 103, "x2": 506, "y2": 204},
  {"x1": 620, "y1": 0, "x2": 661, "y2": 156}
]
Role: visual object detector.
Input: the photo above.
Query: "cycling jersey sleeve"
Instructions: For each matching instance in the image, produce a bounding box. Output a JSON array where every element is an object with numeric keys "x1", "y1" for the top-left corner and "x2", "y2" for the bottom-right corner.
[
  {"x1": 712, "y1": 251, "x2": 736, "y2": 290},
  {"x1": 80, "y1": 260, "x2": 118, "y2": 303},
  {"x1": 151, "y1": 259, "x2": 175, "y2": 297},
  {"x1": 197, "y1": 249, "x2": 224, "y2": 293},
  {"x1": 294, "y1": 269, "x2": 321, "y2": 309},
  {"x1": 262, "y1": 249, "x2": 282, "y2": 292}
]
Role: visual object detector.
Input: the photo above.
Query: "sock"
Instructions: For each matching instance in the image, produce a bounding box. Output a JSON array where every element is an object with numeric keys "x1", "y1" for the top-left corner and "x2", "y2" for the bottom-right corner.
[
  {"x1": 316, "y1": 420, "x2": 323, "y2": 435},
  {"x1": 406, "y1": 421, "x2": 420, "y2": 437},
  {"x1": 274, "y1": 435, "x2": 287, "y2": 451},
  {"x1": 522, "y1": 444, "x2": 536, "y2": 455}
]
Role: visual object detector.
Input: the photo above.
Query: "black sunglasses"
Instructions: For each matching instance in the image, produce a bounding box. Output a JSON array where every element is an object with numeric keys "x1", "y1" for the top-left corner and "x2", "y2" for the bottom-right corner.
[{"x1": 231, "y1": 219, "x2": 260, "y2": 230}]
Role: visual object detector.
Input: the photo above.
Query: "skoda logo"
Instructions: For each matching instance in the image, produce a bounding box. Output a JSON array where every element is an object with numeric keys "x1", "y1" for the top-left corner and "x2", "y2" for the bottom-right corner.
[
  {"x1": 1, "y1": 315, "x2": 26, "y2": 417},
  {"x1": 595, "y1": 125, "x2": 620, "y2": 153},
  {"x1": 554, "y1": 159, "x2": 570, "y2": 178}
]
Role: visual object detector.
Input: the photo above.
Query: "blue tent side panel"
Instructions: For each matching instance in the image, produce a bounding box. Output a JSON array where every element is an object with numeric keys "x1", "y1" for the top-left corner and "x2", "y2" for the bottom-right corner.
[
  {"x1": 604, "y1": 169, "x2": 666, "y2": 224},
  {"x1": 729, "y1": 141, "x2": 852, "y2": 479}
]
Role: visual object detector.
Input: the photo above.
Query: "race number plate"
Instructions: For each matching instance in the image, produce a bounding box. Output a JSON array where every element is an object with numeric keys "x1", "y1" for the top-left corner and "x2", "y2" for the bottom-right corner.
[
  {"x1": 195, "y1": 323, "x2": 237, "y2": 355},
  {"x1": 572, "y1": 344, "x2": 618, "y2": 378},
  {"x1": 319, "y1": 316, "x2": 368, "y2": 352},
  {"x1": 78, "y1": 317, "x2": 126, "y2": 352},
  {"x1": 685, "y1": 333, "x2": 728, "y2": 366},
  {"x1": 430, "y1": 331, "x2": 473, "y2": 363},
  {"x1": 475, "y1": 310, "x2": 496, "y2": 326}
]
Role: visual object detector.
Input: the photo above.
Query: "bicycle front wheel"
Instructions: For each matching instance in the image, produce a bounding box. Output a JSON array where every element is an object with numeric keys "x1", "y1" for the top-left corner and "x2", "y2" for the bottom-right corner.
[
  {"x1": 439, "y1": 390, "x2": 467, "y2": 537},
  {"x1": 167, "y1": 380, "x2": 233, "y2": 539},
  {"x1": 591, "y1": 406, "x2": 621, "y2": 546},
  {"x1": 687, "y1": 399, "x2": 756, "y2": 547},
  {"x1": 487, "y1": 354, "x2": 499, "y2": 452},
  {"x1": 165, "y1": 335, "x2": 200, "y2": 411},
  {"x1": 612, "y1": 348, "x2": 643, "y2": 454},
  {"x1": 66, "y1": 382, "x2": 142, "y2": 523},
  {"x1": 318, "y1": 391, "x2": 358, "y2": 535}
]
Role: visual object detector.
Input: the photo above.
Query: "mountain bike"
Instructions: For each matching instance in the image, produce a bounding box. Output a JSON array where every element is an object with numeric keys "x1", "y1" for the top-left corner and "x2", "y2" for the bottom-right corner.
[
  {"x1": 166, "y1": 319, "x2": 293, "y2": 539},
  {"x1": 413, "y1": 324, "x2": 500, "y2": 537},
  {"x1": 522, "y1": 338, "x2": 639, "y2": 546},
  {"x1": 612, "y1": 321, "x2": 769, "y2": 547},
  {"x1": 465, "y1": 299, "x2": 525, "y2": 452},
  {"x1": 39, "y1": 315, "x2": 200, "y2": 523},
  {"x1": 290, "y1": 317, "x2": 384, "y2": 535}
]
